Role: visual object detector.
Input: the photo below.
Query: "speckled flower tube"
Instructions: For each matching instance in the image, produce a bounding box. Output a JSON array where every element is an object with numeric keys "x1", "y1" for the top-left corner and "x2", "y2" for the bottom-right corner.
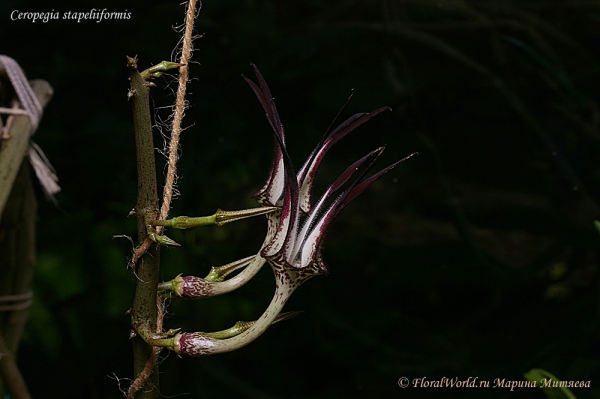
[{"x1": 170, "y1": 263, "x2": 320, "y2": 356}]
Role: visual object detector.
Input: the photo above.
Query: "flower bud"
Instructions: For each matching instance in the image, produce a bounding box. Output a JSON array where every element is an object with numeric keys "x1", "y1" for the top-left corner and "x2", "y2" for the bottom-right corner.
[
  {"x1": 173, "y1": 333, "x2": 219, "y2": 356},
  {"x1": 172, "y1": 275, "x2": 212, "y2": 298}
]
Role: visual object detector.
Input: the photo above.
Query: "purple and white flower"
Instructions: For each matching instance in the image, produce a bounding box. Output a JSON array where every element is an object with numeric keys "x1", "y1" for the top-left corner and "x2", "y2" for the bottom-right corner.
[
  {"x1": 169, "y1": 65, "x2": 416, "y2": 356},
  {"x1": 244, "y1": 63, "x2": 415, "y2": 280}
]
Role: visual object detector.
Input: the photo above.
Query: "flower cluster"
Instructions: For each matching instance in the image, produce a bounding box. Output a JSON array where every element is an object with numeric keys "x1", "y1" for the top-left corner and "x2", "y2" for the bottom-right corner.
[
  {"x1": 155, "y1": 65, "x2": 415, "y2": 356},
  {"x1": 244, "y1": 64, "x2": 415, "y2": 281}
]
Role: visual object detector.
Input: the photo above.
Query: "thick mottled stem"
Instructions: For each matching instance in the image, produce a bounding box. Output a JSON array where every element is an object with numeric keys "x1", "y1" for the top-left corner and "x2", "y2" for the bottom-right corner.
[{"x1": 127, "y1": 56, "x2": 161, "y2": 399}]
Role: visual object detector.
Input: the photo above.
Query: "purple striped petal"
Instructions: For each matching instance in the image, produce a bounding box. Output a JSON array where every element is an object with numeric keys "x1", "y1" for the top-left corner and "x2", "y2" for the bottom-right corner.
[
  {"x1": 297, "y1": 107, "x2": 391, "y2": 213},
  {"x1": 244, "y1": 64, "x2": 416, "y2": 276},
  {"x1": 297, "y1": 151, "x2": 417, "y2": 269},
  {"x1": 261, "y1": 125, "x2": 301, "y2": 260},
  {"x1": 291, "y1": 147, "x2": 385, "y2": 265},
  {"x1": 244, "y1": 65, "x2": 287, "y2": 206},
  {"x1": 337, "y1": 152, "x2": 418, "y2": 213}
]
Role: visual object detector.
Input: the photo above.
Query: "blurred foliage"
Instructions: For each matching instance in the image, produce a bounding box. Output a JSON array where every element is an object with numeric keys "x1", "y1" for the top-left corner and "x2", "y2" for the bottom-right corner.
[{"x1": 1, "y1": 0, "x2": 600, "y2": 398}]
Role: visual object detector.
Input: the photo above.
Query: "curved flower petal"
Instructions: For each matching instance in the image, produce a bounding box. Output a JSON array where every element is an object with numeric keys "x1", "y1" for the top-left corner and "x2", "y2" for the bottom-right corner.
[
  {"x1": 243, "y1": 64, "x2": 286, "y2": 206},
  {"x1": 297, "y1": 107, "x2": 391, "y2": 213},
  {"x1": 291, "y1": 147, "x2": 386, "y2": 267},
  {"x1": 297, "y1": 151, "x2": 418, "y2": 271},
  {"x1": 261, "y1": 121, "x2": 300, "y2": 261}
]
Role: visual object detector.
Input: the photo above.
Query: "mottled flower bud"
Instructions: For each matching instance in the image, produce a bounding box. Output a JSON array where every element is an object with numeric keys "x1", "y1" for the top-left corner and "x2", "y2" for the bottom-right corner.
[
  {"x1": 176, "y1": 276, "x2": 212, "y2": 298},
  {"x1": 173, "y1": 332, "x2": 219, "y2": 356}
]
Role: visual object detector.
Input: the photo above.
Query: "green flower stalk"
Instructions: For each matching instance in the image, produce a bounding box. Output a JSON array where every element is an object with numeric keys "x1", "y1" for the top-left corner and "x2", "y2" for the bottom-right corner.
[{"x1": 149, "y1": 206, "x2": 278, "y2": 229}]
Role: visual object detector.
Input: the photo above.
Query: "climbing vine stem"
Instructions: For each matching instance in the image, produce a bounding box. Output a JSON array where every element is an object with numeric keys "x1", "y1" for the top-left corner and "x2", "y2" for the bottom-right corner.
[{"x1": 126, "y1": 55, "x2": 162, "y2": 399}]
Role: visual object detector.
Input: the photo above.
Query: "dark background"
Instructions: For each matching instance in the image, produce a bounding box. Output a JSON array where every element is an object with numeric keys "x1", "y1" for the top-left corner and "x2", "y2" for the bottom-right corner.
[{"x1": 1, "y1": 0, "x2": 600, "y2": 398}]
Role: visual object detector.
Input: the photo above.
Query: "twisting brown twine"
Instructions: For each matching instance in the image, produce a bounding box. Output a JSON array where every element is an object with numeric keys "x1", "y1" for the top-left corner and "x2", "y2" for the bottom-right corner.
[
  {"x1": 158, "y1": 0, "x2": 200, "y2": 228},
  {"x1": 127, "y1": 1, "x2": 200, "y2": 397},
  {"x1": 128, "y1": 0, "x2": 200, "y2": 269},
  {"x1": 126, "y1": 297, "x2": 165, "y2": 399}
]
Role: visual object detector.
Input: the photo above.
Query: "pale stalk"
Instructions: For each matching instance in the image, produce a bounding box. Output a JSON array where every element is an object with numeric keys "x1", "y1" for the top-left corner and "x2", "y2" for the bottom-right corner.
[{"x1": 154, "y1": 265, "x2": 321, "y2": 356}]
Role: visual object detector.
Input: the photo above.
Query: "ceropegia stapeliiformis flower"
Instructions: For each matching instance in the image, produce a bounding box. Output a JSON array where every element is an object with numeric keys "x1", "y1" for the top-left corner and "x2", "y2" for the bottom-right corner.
[{"x1": 158, "y1": 64, "x2": 416, "y2": 356}]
